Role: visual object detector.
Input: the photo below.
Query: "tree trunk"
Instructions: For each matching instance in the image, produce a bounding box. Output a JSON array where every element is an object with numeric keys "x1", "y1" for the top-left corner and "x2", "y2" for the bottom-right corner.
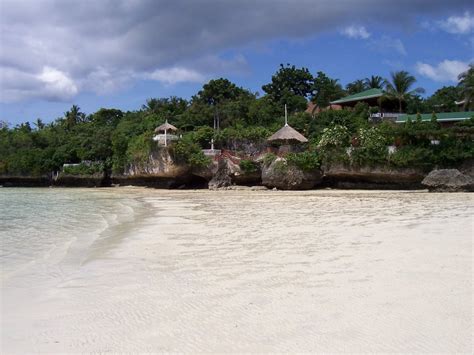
[{"x1": 399, "y1": 99, "x2": 402, "y2": 113}]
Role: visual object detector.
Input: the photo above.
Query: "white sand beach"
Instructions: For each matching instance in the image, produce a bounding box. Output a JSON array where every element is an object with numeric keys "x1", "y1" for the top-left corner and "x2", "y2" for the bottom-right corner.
[{"x1": 1, "y1": 189, "x2": 473, "y2": 353}]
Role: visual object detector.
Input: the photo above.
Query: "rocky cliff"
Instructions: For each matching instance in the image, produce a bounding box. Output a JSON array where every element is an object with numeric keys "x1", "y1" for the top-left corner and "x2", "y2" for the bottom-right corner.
[{"x1": 322, "y1": 163, "x2": 426, "y2": 189}]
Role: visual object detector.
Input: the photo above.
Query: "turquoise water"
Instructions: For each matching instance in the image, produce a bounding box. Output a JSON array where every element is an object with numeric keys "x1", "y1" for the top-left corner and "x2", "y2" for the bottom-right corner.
[{"x1": 0, "y1": 188, "x2": 149, "y2": 282}]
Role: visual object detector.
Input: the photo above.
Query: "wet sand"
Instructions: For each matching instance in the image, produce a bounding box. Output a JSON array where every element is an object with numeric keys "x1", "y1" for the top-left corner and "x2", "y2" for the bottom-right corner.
[{"x1": 1, "y1": 189, "x2": 473, "y2": 353}]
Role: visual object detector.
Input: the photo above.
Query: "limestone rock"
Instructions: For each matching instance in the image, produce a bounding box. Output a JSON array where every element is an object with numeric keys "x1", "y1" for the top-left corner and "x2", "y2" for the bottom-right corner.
[
  {"x1": 422, "y1": 169, "x2": 474, "y2": 192},
  {"x1": 261, "y1": 157, "x2": 322, "y2": 190},
  {"x1": 208, "y1": 159, "x2": 232, "y2": 189}
]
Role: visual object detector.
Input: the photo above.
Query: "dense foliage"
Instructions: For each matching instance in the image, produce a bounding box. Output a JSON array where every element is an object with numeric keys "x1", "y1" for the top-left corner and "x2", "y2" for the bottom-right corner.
[{"x1": 1, "y1": 64, "x2": 473, "y2": 177}]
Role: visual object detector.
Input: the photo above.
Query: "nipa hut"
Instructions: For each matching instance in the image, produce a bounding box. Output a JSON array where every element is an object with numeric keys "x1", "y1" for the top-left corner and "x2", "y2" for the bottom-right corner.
[
  {"x1": 153, "y1": 120, "x2": 178, "y2": 146},
  {"x1": 267, "y1": 105, "x2": 308, "y2": 153}
]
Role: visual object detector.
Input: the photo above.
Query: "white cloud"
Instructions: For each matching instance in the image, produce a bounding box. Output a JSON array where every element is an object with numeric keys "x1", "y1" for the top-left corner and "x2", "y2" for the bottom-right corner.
[
  {"x1": 147, "y1": 67, "x2": 205, "y2": 85},
  {"x1": 439, "y1": 12, "x2": 474, "y2": 34},
  {"x1": 37, "y1": 67, "x2": 78, "y2": 100},
  {"x1": 82, "y1": 67, "x2": 133, "y2": 94},
  {"x1": 415, "y1": 59, "x2": 470, "y2": 82},
  {"x1": 341, "y1": 25, "x2": 371, "y2": 39},
  {"x1": 369, "y1": 36, "x2": 407, "y2": 56}
]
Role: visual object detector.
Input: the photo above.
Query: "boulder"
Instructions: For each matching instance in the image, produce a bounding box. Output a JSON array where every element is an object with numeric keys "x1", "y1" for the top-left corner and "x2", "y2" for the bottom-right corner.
[
  {"x1": 261, "y1": 157, "x2": 323, "y2": 190},
  {"x1": 422, "y1": 169, "x2": 474, "y2": 192},
  {"x1": 208, "y1": 159, "x2": 232, "y2": 189}
]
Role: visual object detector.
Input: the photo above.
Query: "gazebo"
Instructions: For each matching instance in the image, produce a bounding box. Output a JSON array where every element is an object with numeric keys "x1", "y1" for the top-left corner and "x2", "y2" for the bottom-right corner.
[
  {"x1": 153, "y1": 120, "x2": 178, "y2": 146},
  {"x1": 267, "y1": 105, "x2": 308, "y2": 153}
]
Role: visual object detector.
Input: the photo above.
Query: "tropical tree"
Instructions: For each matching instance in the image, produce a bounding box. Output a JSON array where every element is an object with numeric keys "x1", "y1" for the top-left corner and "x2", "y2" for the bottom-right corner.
[
  {"x1": 192, "y1": 78, "x2": 255, "y2": 129},
  {"x1": 33, "y1": 118, "x2": 45, "y2": 130},
  {"x1": 425, "y1": 86, "x2": 461, "y2": 113},
  {"x1": 346, "y1": 79, "x2": 366, "y2": 95},
  {"x1": 384, "y1": 71, "x2": 425, "y2": 113},
  {"x1": 458, "y1": 64, "x2": 474, "y2": 111},
  {"x1": 262, "y1": 64, "x2": 314, "y2": 112},
  {"x1": 311, "y1": 71, "x2": 345, "y2": 108},
  {"x1": 64, "y1": 105, "x2": 86, "y2": 129},
  {"x1": 364, "y1": 75, "x2": 385, "y2": 89},
  {"x1": 142, "y1": 97, "x2": 188, "y2": 116}
]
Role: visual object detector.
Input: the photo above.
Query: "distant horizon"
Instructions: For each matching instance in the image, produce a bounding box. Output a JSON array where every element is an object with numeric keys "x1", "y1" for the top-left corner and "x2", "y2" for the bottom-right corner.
[{"x1": 1, "y1": 0, "x2": 473, "y2": 124}]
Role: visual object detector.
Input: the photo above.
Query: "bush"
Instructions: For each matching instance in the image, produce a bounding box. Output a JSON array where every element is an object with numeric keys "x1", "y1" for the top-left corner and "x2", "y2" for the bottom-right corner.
[
  {"x1": 170, "y1": 137, "x2": 211, "y2": 169},
  {"x1": 126, "y1": 132, "x2": 152, "y2": 165},
  {"x1": 351, "y1": 127, "x2": 388, "y2": 166},
  {"x1": 262, "y1": 152, "x2": 277, "y2": 166},
  {"x1": 389, "y1": 146, "x2": 434, "y2": 169},
  {"x1": 63, "y1": 161, "x2": 104, "y2": 175},
  {"x1": 214, "y1": 125, "x2": 272, "y2": 146},
  {"x1": 286, "y1": 151, "x2": 320, "y2": 171},
  {"x1": 239, "y1": 159, "x2": 259, "y2": 173},
  {"x1": 317, "y1": 125, "x2": 350, "y2": 149}
]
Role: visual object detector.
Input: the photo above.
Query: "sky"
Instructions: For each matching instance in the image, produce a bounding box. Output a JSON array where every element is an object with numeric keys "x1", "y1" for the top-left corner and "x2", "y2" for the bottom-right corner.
[{"x1": 1, "y1": 0, "x2": 473, "y2": 125}]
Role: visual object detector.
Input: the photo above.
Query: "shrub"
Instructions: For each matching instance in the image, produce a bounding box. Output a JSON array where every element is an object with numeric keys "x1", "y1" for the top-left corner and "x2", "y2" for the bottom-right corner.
[
  {"x1": 262, "y1": 152, "x2": 277, "y2": 166},
  {"x1": 214, "y1": 126, "x2": 272, "y2": 146},
  {"x1": 389, "y1": 146, "x2": 434, "y2": 169},
  {"x1": 317, "y1": 125, "x2": 350, "y2": 149},
  {"x1": 170, "y1": 137, "x2": 211, "y2": 169},
  {"x1": 239, "y1": 159, "x2": 259, "y2": 173},
  {"x1": 126, "y1": 133, "x2": 152, "y2": 165},
  {"x1": 190, "y1": 126, "x2": 214, "y2": 147},
  {"x1": 63, "y1": 161, "x2": 104, "y2": 175},
  {"x1": 286, "y1": 151, "x2": 320, "y2": 171},
  {"x1": 351, "y1": 127, "x2": 388, "y2": 166}
]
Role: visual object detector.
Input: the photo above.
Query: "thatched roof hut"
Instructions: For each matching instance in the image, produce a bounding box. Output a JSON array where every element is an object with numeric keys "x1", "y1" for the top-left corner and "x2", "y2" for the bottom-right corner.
[
  {"x1": 267, "y1": 124, "x2": 308, "y2": 143},
  {"x1": 154, "y1": 121, "x2": 178, "y2": 133}
]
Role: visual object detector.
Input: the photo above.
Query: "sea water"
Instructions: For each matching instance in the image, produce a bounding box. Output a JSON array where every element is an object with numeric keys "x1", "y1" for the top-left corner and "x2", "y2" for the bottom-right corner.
[{"x1": 0, "y1": 188, "x2": 150, "y2": 283}]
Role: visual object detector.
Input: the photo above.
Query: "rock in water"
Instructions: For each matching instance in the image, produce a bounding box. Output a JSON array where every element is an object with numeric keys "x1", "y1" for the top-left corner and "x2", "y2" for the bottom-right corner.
[
  {"x1": 261, "y1": 157, "x2": 322, "y2": 190},
  {"x1": 422, "y1": 169, "x2": 474, "y2": 192}
]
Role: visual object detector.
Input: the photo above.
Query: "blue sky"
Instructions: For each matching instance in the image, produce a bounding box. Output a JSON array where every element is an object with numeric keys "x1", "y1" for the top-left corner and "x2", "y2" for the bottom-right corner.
[{"x1": 1, "y1": 1, "x2": 473, "y2": 125}]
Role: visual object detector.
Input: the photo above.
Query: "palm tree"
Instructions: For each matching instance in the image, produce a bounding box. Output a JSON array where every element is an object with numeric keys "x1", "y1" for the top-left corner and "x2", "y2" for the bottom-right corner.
[
  {"x1": 345, "y1": 79, "x2": 366, "y2": 94},
  {"x1": 33, "y1": 118, "x2": 45, "y2": 130},
  {"x1": 458, "y1": 64, "x2": 474, "y2": 111},
  {"x1": 64, "y1": 105, "x2": 85, "y2": 129},
  {"x1": 384, "y1": 71, "x2": 424, "y2": 113},
  {"x1": 364, "y1": 75, "x2": 384, "y2": 89}
]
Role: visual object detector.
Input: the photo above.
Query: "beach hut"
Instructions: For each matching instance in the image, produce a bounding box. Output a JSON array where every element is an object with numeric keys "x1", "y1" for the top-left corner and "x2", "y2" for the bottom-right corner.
[
  {"x1": 267, "y1": 105, "x2": 308, "y2": 153},
  {"x1": 153, "y1": 120, "x2": 178, "y2": 146}
]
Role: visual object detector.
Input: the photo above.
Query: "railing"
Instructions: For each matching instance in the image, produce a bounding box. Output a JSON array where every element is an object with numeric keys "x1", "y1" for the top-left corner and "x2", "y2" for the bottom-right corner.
[
  {"x1": 369, "y1": 112, "x2": 401, "y2": 122},
  {"x1": 202, "y1": 149, "x2": 221, "y2": 156},
  {"x1": 152, "y1": 134, "x2": 179, "y2": 145}
]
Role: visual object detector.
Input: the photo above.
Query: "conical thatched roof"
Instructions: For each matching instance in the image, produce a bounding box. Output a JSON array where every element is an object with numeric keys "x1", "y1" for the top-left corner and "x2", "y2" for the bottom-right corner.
[
  {"x1": 155, "y1": 121, "x2": 178, "y2": 133},
  {"x1": 267, "y1": 124, "x2": 308, "y2": 143}
]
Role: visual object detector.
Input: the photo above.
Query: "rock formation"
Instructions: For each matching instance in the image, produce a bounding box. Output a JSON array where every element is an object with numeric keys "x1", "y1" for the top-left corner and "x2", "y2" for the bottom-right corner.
[
  {"x1": 422, "y1": 169, "x2": 474, "y2": 192},
  {"x1": 261, "y1": 157, "x2": 322, "y2": 190}
]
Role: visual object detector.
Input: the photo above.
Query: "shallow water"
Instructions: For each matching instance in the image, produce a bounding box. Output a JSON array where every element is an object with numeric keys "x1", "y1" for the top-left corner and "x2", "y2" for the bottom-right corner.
[{"x1": 1, "y1": 188, "x2": 473, "y2": 353}]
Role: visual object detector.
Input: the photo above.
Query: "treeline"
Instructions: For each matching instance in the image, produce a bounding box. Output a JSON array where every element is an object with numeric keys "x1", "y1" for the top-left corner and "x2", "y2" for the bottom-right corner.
[{"x1": 0, "y1": 64, "x2": 473, "y2": 176}]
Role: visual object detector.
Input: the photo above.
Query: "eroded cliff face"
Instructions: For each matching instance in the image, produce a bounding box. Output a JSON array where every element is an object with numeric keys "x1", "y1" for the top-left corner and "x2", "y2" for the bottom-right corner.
[
  {"x1": 124, "y1": 148, "x2": 190, "y2": 178},
  {"x1": 112, "y1": 148, "x2": 197, "y2": 188},
  {"x1": 322, "y1": 163, "x2": 426, "y2": 189}
]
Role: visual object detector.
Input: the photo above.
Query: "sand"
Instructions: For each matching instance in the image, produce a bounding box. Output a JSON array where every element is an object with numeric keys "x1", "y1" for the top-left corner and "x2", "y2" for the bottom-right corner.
[{"x1": 1, "y1": 189, "x2": 473, "y2": 353}]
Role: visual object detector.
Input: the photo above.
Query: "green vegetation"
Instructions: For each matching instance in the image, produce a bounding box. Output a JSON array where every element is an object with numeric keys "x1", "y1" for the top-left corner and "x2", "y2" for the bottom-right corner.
[
  {"x1": 239, "y1": 159, "x2": 259, "y2": 174},
  {"x1": 63, "y1": 162, "x2": 104, "y2": 175},
  {"x1": 262, "y1": 153, "x2": 277, "y2": 166},
  {"x1": 0, "y1": 65, "x2": 473, "y2": 178},
  {"x1": 286, "y1": 151, "x2": 321, "y2": 171},
  {"x1": 170, "y1": 137, "x2": 211, "y2": 169}
]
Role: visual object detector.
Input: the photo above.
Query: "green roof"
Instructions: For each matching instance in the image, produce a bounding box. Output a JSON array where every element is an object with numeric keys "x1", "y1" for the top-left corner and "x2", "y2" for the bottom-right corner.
[
  {"x1": 330, "y1": 88, "x2": 384, "y2": 104},
  {"x1": 397, "y1": 111, "x2": 474, "y2": 123}
]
